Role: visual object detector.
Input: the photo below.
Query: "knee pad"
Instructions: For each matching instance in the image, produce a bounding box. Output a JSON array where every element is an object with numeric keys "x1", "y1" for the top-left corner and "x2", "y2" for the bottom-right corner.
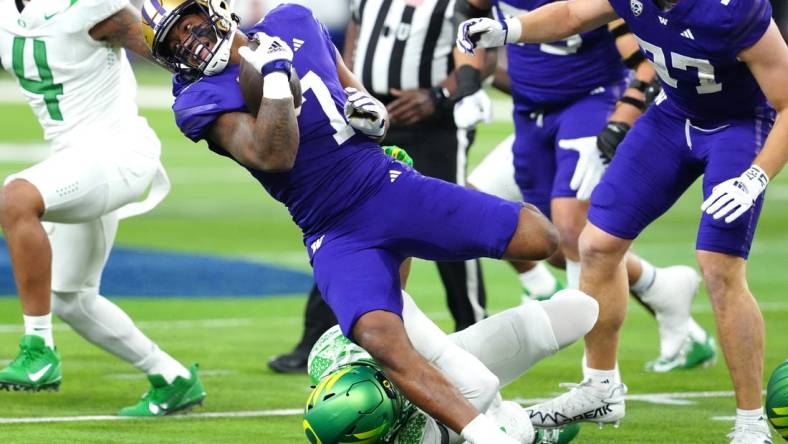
[{"x1": 540, "y1": 289, "x2": 599, "y2": 348}]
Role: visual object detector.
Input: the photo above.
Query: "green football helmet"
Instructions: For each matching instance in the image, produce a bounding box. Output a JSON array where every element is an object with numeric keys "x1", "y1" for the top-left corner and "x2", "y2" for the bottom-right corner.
[
  {"x1": 767, "y1": 359, "x2": 788, "y2": 441},
  {"x1": 304, "y1": 363, "x2": 405, "y2": 444}
]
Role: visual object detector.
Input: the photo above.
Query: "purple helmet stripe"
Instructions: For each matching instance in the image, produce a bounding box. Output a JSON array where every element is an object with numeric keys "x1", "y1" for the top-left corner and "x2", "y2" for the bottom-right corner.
[
  {"x1": 141, "y1": 5, "x2": 154, "y2": 26},
  {"x1": 150, "y1": 0, "x2": 167, "y2": 15}
]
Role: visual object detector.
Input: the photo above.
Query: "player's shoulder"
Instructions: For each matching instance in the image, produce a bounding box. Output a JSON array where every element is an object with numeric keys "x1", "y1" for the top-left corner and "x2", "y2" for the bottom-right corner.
[
  {"x1": 172, "y1": 66, "x2": 245, "y2": 141},
  {"x1": 714, "y1": 0, "x2": 772, "y2": 52},
  {"x1": 258, "y1": 2, "x2": 319, "y2": 31}
]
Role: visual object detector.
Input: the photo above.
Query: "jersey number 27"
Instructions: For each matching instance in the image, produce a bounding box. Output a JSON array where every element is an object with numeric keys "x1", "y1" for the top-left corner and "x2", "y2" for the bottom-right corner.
[{"x1": 636, "y1": 37, "x2": 723, "y2": 94}]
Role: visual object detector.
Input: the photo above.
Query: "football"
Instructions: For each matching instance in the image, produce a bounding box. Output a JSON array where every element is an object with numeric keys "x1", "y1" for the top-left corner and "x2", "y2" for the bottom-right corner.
[
  {"x1": 767, "y1": 360, "x2": 788, "y2": 441},
  {"x1": 238, "y1": 44, "x2": 302, "y2": 117}
]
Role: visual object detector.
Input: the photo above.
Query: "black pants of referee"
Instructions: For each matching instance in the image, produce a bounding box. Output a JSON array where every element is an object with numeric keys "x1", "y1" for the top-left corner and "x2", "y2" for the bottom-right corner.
[{"x1": 287, "y1": 112, "x2": 487, "y2": 358}]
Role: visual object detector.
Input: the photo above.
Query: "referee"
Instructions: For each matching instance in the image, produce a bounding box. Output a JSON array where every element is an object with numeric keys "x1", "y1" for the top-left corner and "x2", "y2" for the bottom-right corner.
[{"x1": 267, "y1": 0, "x2": 493, "y2": 373}]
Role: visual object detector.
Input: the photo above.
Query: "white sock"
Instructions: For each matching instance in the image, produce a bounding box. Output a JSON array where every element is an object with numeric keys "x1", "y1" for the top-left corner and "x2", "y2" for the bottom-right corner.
[
  {"x1": 736, "y1": 407, "x2": 766, "y2": 426},
  {"x1": 461, "y1": 414, "x2": 515, "y2": 444},
  {"x1": 24, "y1": 314, "x2": 54, "y2": 348},
  {"x1": 519, "y1": 262, "x2": 557, "y2": 298},
  {"x1": 565, "y1": 259, "x2": 581, "y2": 290},
  {"x1": 631, "y1": 259, "x2": 657, "y2": 295},
  {"x1": 583, "y1": 354, "x2": 621, "y2": 385},
  {"x1": 688, "y1": 318, "x2": 707, "y2": 342},
  {"x1": 585, "y1": 367, "x2": 619, "y2": 393},
  {"x1": 137, "y1": 348, "x2": 191, "y2": 384}
]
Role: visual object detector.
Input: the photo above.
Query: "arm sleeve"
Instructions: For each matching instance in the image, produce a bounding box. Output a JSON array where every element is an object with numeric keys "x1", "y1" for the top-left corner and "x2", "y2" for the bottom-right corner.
[
  {"x1": 173, "y1": 83, "x2": 246, "y2": 142},
  {"x1": 76, "y1": 0, "x2": 129, "y2": 32},
  {"x1": 728, "y1": 0, "x2": 773, "y2": 54}
]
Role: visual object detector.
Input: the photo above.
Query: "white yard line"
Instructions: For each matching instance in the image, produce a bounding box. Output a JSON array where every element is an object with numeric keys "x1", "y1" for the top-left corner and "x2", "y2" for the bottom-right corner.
[
  {"x1": 0, "y1": 390, "x2": 756, "y2": 425},
  {"x1": 0, "y1": 318, "x2": 253, "y2": 334}
]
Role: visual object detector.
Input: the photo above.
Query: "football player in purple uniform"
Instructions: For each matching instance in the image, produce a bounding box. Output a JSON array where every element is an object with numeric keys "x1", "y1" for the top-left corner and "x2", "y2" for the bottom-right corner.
[
  {"x1": 459, "y1": 0, "x2": 787, "y2": 441},
  {"x1": 141, "y1": 1, "x2": 563, "y2": 442},
  {"x1": 455, "y1": 0, "x2": 716, "y2": 374}
]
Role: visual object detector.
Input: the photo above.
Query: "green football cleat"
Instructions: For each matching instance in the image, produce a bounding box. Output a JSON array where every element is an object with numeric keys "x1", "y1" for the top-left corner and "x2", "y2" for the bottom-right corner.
[
  {"x1": 118, "y1": 363, "x2": 206, "y2": 417},
  {"x1": 534, "y1": 423, "x2": 581, "y2": 444},
  {"x1": 0, "y1": 335, "x2": 62, "y2": 392},
  {"x1": 645, "y1": 335, "x2": 717, "y2": 373},
  {"x1": 523, "y1": 280, "x2": 565, "y2": 302}
]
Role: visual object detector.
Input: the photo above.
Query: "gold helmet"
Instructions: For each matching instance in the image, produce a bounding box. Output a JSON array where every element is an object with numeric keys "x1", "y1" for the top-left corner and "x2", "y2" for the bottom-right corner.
[{"x1": 140, "y1": 0, "x2": 239, "y2": 78}]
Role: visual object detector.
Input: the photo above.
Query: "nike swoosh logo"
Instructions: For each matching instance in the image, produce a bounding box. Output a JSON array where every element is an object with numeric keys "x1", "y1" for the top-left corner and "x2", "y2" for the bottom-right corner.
[
  {"x1": 28, "y1": 364, "x2": 52, "y2": 382},
  {"x1": 44, "y1": 12, "x2": 59, "y2": 20}
]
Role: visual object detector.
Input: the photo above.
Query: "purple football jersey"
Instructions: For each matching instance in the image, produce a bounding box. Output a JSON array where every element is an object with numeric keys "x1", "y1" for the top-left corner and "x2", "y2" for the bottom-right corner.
[
  {"x1": 494, "y1": 0, "x2": 627, "y2": 111},
  {"x1": 172, "y1": 4, "x2": 391, "y2": 238},
  {"x1": 609, "y1": 0, "x2": 773, "y2": 120}
]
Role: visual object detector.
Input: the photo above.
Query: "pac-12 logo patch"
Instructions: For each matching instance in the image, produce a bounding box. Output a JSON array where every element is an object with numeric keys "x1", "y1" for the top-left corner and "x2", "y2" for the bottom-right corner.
[{"x1": 630, "y1": 0, "x2": 644, "y2": 16}]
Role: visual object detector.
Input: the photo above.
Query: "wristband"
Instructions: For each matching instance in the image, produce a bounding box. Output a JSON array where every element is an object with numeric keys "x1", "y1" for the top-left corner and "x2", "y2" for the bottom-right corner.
[
  {"x1": 618, "y1": 95, "x2": 646, "y2": 111},
  {"x1": 628, "y1": 79, "x2": 650, "y2": 93},
  {"x1": 623, "y1": 51, "x2": 646, "y2": 69},
  {"x1": 503, "y1": 17, "x2": 522, "y2": 44},
  {"x1": 261, "y1": 59, "x2": 292, "y2": 77},
  {"x1": 263, "y1": 72, "x2": 292, "y2": 100}
]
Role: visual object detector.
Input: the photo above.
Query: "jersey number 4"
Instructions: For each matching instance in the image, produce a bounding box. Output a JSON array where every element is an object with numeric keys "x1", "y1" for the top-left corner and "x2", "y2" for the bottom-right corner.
[
  {"x1": 12, "y1": 37, "x2": 64, "y2": 121},
  {"x1": 636, "y1": 37, "x2": 722, "y2": 94}
]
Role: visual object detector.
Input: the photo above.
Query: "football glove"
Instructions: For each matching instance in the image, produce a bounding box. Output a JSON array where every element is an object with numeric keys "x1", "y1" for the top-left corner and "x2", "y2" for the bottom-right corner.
[
  {"x1": 238, "y1": 32, "x2": 293, "y2": 77},
  {"x1": 701, "y1": 165, "x2": 769, "y2": 223},
  {"x1": 596, "y1": 122, "x2": 630, "y2": 163},
  {"x1": 382, "y1": 145, "x2": 414, "y2": 167},
  {"x1": 454, "y1": 89, "x2": 492, "y2": 130},
  {"x1": 558, "y1": 136, "x2": 606, "y2": 201},
  {"x1": 456, "y1": 17, "x2": 522, "y2": 54},
  {"x1": 344, "y1": 87, "x2": 387, "y2": 139}
]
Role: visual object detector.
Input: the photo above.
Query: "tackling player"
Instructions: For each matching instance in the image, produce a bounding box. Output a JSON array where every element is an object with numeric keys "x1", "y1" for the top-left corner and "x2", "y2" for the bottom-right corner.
[
  {"x1": 142, "y1": 1, "x2": 560, "y2": 441},
  {"x1": 0, "y1": 0, "x2": 204, "y2": 415},
  {"x1": 458, "y1": 0, "x2": 788, "y2": 441},
  {"x1": 305, "y1": 289, "x2": 595, "y2": 444},
  {"x1": 456, "y1": 0, "x2": 715, "y2": 373}
]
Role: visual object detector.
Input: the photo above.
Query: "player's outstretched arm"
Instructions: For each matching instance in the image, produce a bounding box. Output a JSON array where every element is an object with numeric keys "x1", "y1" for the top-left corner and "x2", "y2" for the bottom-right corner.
[
  {"x1": 207, "y1": 35, "x2": 299, "y2": 172},
  {"x1": 741, "y1": 22, "x2": 788, "y2": 180},
  {"x1": 457, "y1": 0, "x2": 617, "y2": 53},
  {"x1": 336, "y1": 49, "x2": 390, "y2": 141},
  {"x1": 90, "y1": 6, "x2": 155, "y2": 63},
  {"x1": 702, "y1": 21, "x2": 788, "y2": 223}
]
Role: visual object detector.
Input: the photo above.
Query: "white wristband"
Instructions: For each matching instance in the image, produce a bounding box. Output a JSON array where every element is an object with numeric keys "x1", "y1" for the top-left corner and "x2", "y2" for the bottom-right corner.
[
  {"x1": 263, "y1": 72, "x2": 292, "y2": 100},
  {"x1": 504, "y1": 17, "x2": 523, "y2": 44}
]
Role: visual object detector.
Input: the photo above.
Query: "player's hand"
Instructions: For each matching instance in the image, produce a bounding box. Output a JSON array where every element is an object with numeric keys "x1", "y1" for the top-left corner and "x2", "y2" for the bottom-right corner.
[
  {"x1": 456, "y1": 17, "x2": 522, "y2": 54},
  {"x1": 386, "y1": 88, "x2": 435, "y2": 125},
  {"x1": 453, "y1": 89, "x2": 492, "y2": 129},
  {"x1": 558, "y1": 136, "x2": 606, "y2": 201},
  {"x1": 344, "y1": 87, "x2": 387, "y2": 138},
  {"x1": 596, "y1": 122, "x2": 630, "y2": 164},
  {"x1": 701, "y1": 165, "x2": 769, "y2": 223},
  {"x1": 238, "y1": 32, "x2": 293, "y2": 77}
]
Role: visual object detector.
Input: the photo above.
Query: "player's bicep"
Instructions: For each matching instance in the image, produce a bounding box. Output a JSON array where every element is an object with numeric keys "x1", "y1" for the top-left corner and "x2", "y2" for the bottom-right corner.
[
  {"x1": 207, "y1": 112, "x2": 259, "y2": 167},
  {"x1": 741, "y1": 21, "x2": 788, "y2": 111},
  {"x1": 567, "y1": 0, "x2": 618, "y2": 33}
]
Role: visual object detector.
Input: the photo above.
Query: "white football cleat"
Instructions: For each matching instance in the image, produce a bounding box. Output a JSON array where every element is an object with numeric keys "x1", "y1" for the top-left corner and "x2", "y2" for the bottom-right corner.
[
  {"x1": 641, "y1": 265, "x2": 701, "y2": 359},
  {"x1": 525, "y1": 380, "x2": 627, "y2": 428},
  {"x1": 728, "y1": 421, "x2": 773, "y2": 444}
]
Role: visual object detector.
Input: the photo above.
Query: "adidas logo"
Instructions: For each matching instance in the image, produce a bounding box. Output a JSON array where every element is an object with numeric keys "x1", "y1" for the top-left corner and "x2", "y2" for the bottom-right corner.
[
  {"x1": 389, "y1": 170, "x2": 402, "y2": 183},
  {"x1": 268, "y1": 40, "x2": 285, "y2": 54},
  {"x1": 292, "y1": 38, "x2": 304, "y2": 52},
  {"x1": 680, "y1": 29, "x2": 695, "y2": 40}
]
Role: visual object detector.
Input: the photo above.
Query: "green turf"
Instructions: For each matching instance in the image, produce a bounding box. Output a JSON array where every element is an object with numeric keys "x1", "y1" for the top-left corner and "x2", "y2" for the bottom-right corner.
[{"x1": 0, "y1": 84, "x2": 786, "y2": 443}]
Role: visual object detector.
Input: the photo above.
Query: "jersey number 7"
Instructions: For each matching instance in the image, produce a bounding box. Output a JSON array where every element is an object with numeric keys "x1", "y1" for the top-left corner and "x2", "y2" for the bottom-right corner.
[{"x1": 12, "y1": 37, "x2": 64, "y2": 121}]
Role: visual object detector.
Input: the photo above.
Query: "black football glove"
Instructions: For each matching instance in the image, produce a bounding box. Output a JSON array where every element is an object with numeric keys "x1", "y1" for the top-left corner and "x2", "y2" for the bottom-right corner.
[{"x1": 596, "y1": 122, "x2": 631, "y2": 164}]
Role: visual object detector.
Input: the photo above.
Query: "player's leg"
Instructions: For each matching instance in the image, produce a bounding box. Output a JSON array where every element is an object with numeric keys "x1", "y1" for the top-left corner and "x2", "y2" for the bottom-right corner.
[
  {"x1": 468, "y1": 133, "x2": 562, "y2": 299},
  {"x1": 312, "y1": 244, "x2": 515, "y2": 443},
  {"x1": 693, "y1": 118, "x2": 772, "y2": 441},
  {"x1": 526, "y1": 108, "x2": 703, "y2": 428},
  {"x1": 450, "y1": 289, "x2": 598, "y2": 386},
  {"x1": 43, "y1": 212, "x2": 203, "y2": 415}
]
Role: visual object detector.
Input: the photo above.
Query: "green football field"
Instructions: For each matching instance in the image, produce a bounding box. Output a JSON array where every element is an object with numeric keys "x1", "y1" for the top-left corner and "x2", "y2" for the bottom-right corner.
[{"x1": 0, "y1": 68, "x2": 786, "y2": 443}]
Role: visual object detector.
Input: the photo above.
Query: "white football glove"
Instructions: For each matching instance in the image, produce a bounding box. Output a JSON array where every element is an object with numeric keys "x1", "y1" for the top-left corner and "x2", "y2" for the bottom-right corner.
[
  {"x1": 453, "y1": 89, "x2": 492, "y2": 130},
  {"x1": 456, "y1": 17, "x2": 523, "y2": 54},
  {"x1": 343, "y1": 87, "x2": 387, "y2": 139},
  {"x1": 701, "y1": 165, "x2": 769, "y2": 223},
  {"x1": 558, "y1": 136, "x2": 606, "y2": 201},
  {"x1": 238, "y1": 32, "x2": 293, "y2": 77}
]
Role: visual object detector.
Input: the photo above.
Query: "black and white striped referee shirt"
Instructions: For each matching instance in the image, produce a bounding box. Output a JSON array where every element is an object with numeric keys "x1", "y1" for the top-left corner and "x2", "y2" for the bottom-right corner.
[{"x1": 350, "y1": 0, "x2": 456, "y2": 99}]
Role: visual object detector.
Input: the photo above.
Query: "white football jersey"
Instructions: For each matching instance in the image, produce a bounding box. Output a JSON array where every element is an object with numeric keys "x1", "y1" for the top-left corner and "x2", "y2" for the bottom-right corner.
[{"x1": 0, "y1": 0, "x2": 140, "y2": 145}]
